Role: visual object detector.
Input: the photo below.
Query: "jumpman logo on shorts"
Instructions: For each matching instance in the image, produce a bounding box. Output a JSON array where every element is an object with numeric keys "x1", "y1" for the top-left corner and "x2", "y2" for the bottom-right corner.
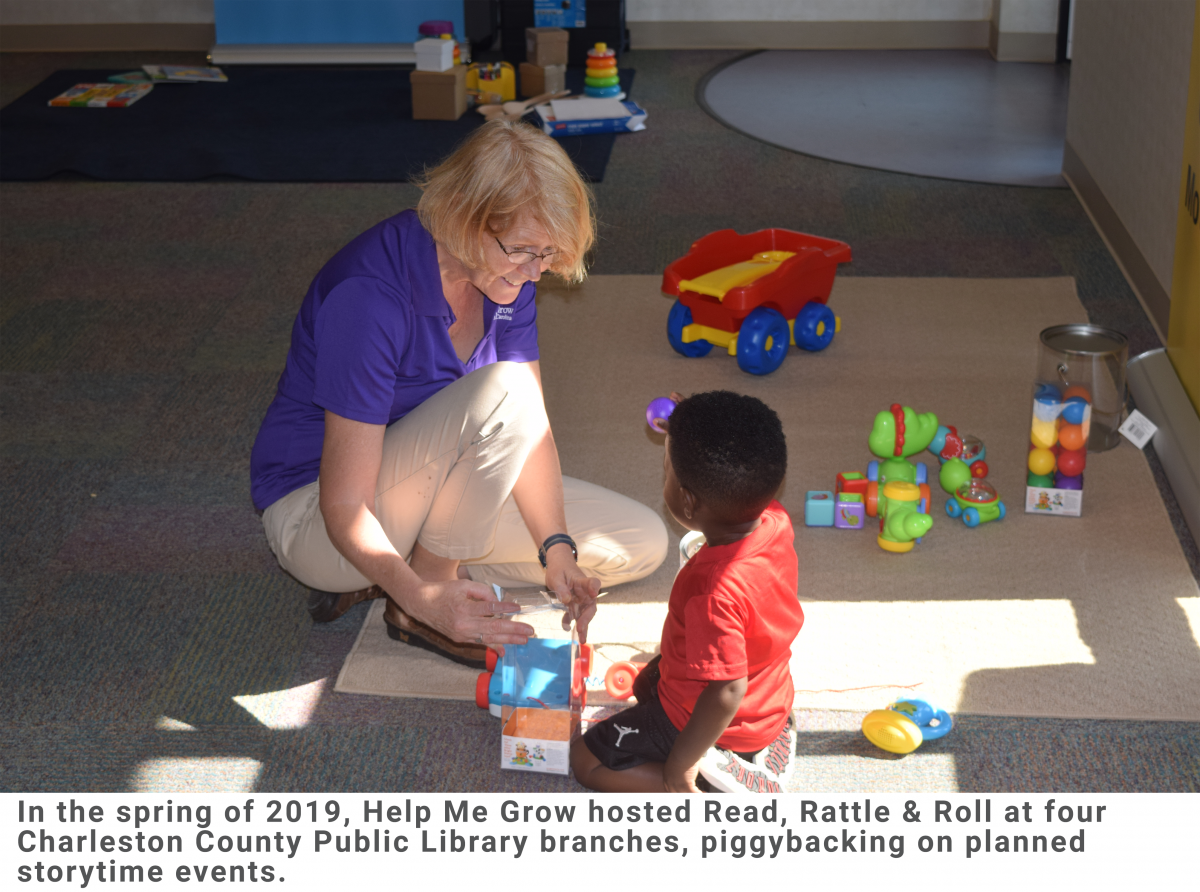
[{"x1": 614, "y1": 725, "x2": 640, "y2": 748}]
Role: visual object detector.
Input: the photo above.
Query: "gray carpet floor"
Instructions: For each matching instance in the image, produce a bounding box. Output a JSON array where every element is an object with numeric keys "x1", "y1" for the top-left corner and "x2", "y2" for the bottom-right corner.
[{"x1": 1, "y1": 48, "x2": 1197, "y2": 794}]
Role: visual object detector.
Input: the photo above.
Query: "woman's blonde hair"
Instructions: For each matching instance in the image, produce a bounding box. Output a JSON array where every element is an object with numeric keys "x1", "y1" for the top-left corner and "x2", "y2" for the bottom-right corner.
[{"x1": 415, "y1": 119, "x2": 595, "y2": 283}]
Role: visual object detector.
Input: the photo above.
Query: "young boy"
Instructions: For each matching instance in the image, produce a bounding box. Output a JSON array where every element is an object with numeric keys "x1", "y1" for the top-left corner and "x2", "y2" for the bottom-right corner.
[{"x1": 570, "y1": 391, "x2": 803, "y2": 793}]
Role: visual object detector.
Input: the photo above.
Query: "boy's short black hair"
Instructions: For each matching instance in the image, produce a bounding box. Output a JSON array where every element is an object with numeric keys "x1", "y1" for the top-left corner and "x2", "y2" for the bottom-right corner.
[{"x1": 668, "y1": 391, "x2": 787, "y2": 521}]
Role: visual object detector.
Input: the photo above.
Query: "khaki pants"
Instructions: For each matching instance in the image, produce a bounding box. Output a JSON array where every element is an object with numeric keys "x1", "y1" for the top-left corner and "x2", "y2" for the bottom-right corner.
[{"x1": 262, "y1": 362, "x2": 668, "y2": 592}]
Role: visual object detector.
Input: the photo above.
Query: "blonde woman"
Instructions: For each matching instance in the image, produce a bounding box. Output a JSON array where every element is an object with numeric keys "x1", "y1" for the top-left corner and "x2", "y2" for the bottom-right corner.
[{"x1": 251, "y1": 120, "x2": 667, "y2": 667}]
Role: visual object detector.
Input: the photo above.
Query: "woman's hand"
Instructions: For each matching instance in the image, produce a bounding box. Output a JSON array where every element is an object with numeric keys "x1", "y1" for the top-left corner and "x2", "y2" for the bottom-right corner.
[
  {"x1": 409, "y1": 577, "x2": 534, "y2": 648},
  {"x1": 543, "y1": 544, "x2": 600, "y2": 642}
]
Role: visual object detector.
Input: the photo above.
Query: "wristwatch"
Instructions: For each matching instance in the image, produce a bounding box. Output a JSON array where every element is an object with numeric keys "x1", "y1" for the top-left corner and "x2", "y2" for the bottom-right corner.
[{"x1": 538, "y1": 533, "x2": 577, "y2": 568}]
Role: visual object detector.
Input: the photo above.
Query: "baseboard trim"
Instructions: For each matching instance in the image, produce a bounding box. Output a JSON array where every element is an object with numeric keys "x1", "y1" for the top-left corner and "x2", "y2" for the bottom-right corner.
[
  {"x1": 1062, "y1": 140, "x2": 1172, "y2": 342},
  {"x1": 629, "y1": 20, "x2": 990, "y2": 50},
  {"x1": 1127, "y1": 348, "x2": 1200, "y2": 550},
  {"x1": 209, "y1": 43, "x2": 416, "y2": 65},
  {"x1": 0, "y1": 23, "x2": 214, "y2": 52},
  {"x1": 990, "y1": 30, "x2": 1057, "y2": 63}
]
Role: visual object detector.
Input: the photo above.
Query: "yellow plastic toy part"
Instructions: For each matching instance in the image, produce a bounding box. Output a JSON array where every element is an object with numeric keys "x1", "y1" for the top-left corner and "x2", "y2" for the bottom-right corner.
[
  {"x1": 681, "y1": 313, "x2": 841, "y2": 355},
  {"x1": 676, "y1": 251, "x2": 796, "y2": 300},
  {"x1": 862, "y1": 709, "x2": 924, "y2": 754}
]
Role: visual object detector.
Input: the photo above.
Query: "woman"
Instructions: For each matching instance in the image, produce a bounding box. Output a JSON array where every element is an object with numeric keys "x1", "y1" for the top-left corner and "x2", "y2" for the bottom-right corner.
[{"x1": 250, "y1": 120, "x2": 668, "y2": 668}]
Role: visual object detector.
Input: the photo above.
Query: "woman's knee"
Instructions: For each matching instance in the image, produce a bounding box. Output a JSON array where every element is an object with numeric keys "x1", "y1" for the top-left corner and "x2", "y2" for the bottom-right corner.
[{"x1": 577, "y1": 500, "x2": 669, "y2": 586}]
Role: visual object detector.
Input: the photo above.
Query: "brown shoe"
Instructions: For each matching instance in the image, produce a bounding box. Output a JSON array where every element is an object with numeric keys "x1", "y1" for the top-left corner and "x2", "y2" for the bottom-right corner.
[
  {"x1": 383, "y1": 601, "x2": 489, "y2": 670},
  {"x1": 307, "y1": 585, "x2": 386, "y2": 624}
]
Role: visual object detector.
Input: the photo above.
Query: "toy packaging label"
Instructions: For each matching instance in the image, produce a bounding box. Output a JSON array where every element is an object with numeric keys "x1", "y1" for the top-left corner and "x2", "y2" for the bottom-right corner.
[
  {"x1": 533, "y1": 100, "x2": 646, "y2": 136},
  {"x1": 501, "y1": 707, "x2": 576, "y2": 776},
  {"x1": 1025, "y1": 486, "x2": 1082, "y2": 517}
]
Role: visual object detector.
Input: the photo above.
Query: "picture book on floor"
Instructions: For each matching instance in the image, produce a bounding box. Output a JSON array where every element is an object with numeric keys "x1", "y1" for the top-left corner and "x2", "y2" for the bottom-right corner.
[
  {"x1": 142, "y1": 65, "x2": 228, "y2": 83},
  {"x1": 48, "y1": 83, "x2": 154, "y2": 108},
  {"x1": 107, "y1": 71, "x2": 151, "y2": 84}
]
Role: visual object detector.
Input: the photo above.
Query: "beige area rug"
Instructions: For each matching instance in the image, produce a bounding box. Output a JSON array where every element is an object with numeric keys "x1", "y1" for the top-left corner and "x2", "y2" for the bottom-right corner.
[{"x1": 336, "y1": 276, "x2": 1200, "y2": 721}]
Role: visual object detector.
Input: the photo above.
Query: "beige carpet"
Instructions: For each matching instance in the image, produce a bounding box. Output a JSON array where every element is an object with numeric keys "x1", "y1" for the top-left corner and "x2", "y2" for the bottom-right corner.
[{"x1": 336, "y1": 276, "x2": 1200, "y2": 721}]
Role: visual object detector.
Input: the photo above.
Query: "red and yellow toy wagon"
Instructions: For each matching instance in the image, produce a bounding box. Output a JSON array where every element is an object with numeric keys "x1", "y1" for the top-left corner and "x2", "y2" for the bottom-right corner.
[{"x1": 661, "y1": 228, "x2": 852, "y2": 375}]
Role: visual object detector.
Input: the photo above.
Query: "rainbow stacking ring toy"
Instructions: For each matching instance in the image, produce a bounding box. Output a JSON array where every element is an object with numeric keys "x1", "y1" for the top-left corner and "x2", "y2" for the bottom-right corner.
[{"x1": 585, "y1": 43, "x2": 619, "y2": 97}]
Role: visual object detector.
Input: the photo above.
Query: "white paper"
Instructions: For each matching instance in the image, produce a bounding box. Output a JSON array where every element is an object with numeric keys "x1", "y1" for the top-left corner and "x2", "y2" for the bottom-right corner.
[
  {"x1": 1119, "y1": 408, "x2": 1158, "y2": 449},
  {"x1": 549, "y1": 97, "x2": 630, "y2": 121}
]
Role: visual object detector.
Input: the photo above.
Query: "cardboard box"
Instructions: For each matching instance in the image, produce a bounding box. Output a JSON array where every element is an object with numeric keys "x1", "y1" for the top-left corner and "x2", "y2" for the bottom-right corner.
[
  {"x1": 411, "y1": 66, "x2": 466, "y2": 120},
  {"x1": 525, "y1": 26, "x2": 569, "y2": 66},
  {"x1": 519, "y1": 62, "x2": 566, "y2": 98},
  {"x1": 534, "y1": 99, "x2": 647, "y2": 137}
]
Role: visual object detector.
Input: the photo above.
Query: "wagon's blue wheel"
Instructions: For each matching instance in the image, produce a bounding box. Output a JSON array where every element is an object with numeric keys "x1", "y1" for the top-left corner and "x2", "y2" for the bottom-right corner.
[
  {"x1": 963, "y1": 507, "x2": 981, "y2": 528},
  {"x1": 667, "y1": 300, "x2": 713, "y2": 358},
  {"x1": 916, "y1": 462, "x2": 928, "y2": 485},
  {"x1": 736, "y1": 307, "x2": 790, "y2": 375},
  {"x1": 867, "y1": 460, "x2": 879, "y2": 482},
  {"x1": 946, "y1": 500, "x2": 962, "y2": 519},
  {"x1": 793, "y1": 301, "x2": 836, "y2": 352},
  {"x1": 997, "y1": 501, "x2": 1006, "y2": 520}
]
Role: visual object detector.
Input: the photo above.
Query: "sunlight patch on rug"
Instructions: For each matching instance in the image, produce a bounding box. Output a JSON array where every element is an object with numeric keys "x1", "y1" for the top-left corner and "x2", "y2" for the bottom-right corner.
[
  {"x1": 232, "y1": 678, "x2": 329, "y2": 730},
  {"x1": 132, "y1": 758, "x2": 262, "y2": 792}
]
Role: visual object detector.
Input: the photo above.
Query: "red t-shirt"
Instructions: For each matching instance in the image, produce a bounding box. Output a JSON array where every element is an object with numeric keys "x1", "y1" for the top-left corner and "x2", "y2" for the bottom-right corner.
[{"x1": 656, "y1": 501, "x2": 804, "y2": 751}]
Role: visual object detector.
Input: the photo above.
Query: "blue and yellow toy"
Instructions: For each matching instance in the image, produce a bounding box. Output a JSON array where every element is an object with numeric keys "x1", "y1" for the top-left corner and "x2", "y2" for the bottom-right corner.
[{"x1": 862, "y1": 698, "x2": 953, "y2": 754}]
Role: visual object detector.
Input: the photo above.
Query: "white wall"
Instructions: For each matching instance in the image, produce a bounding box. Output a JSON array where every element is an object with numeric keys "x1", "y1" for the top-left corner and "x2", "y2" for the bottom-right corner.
[
  {"x1": 1067, "y1": 0, "x2": 1194, "y2": 296},
  {"x1": 0, "y1": 0, "x2": 212, "y2": 25},
  {"x1": 626, "y1": 0, "x2": 993, "y2": 21},
  {"x1": 992, "y1": 0, "x2": 1058, "y2": 32}
]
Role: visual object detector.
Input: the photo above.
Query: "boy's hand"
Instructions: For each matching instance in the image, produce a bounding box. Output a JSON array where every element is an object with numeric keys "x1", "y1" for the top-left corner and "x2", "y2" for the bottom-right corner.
[
  {"x1": 662, "y1": 676, "x2": 747, "y2": 793},
  {"x1": 543, "y1": 547, "x2": 600, "y2": 642},
  {"x1": 662, "y1": 756, "x2": 702, "y2": 793},
  {"x1": 650, "y1": 392, "x2": 687, "y2": 434}
]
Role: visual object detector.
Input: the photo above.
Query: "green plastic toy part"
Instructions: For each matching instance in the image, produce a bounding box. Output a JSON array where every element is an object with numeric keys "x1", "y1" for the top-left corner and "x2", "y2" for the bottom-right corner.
[
  {"x1": 868, "y1": 403, "x2": 939, "y2": 460},
  {"x1": 868, "y1": 403, "x2": 939, "y2": 487},
  {"x1": 938, "y1": 457, "x2": 973, "y2": 495},
  {"x1": 876, "y1": 481, "x2": 933, "y2": 554}
]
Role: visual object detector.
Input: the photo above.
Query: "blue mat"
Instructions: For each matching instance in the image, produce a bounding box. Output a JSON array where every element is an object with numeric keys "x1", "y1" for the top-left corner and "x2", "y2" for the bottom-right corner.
[{"x1": 0, "y1": 66, "x2": 634, "y2": 183}]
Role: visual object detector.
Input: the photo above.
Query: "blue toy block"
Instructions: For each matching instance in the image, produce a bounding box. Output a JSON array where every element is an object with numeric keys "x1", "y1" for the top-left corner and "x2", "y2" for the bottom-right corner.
[{"x1": 805, "y1": 490, "x2": 835, "y2": 527}]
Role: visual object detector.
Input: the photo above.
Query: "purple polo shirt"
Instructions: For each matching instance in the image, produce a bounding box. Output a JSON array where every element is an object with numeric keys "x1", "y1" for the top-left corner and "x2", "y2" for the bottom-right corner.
[{"x1": 250, "y1": 209, "x2": 540, "y2": 511}]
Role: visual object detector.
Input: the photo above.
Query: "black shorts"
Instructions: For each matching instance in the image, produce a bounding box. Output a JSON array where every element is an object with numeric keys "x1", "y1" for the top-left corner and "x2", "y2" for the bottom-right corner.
[{"x1": 583, "y1": 656, "x2": 680, "y2": 770}]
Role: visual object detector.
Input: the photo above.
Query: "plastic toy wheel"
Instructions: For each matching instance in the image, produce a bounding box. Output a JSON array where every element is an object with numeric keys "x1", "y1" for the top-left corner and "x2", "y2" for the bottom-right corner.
[
  {"x1": 918, "y1": 483, "x2": 932, "y2": 514},
  {"x1": 605, "y1": 661, "x2": 640, "y2": 700},
  {"x1": 916, "y1": 462, "x2": 928, "y2": 485},
  {"x1": 736, "y1": 306, "x2": 790, "y2": 375},
  {"x1": 865, "y1": 480, "x2": 879, "y2": 517},
  {"x1": 793, "y1": 301, "x2": 836, "y2": 352},
  {"x1": 667, "y1": 300, "x2": 713, "y2": 358},
  {"x1": 475, "y1": 672, "x2": 492, "y2": 709},
  {"x1": 963, "y1": 507, "x2": 981, "y2": 528},
  {"x1": 867, "y1": 460, "x2": 879, "y2": 482},
  {"x1": 946, "y1": 500, "x2": 962, "y2": 518},
  {"x1": 485, "y1": 648, "x2": 498, "y2": 672},
  {"x1": 997, "y1": 501, "x2": 1006, "y2": 520}
]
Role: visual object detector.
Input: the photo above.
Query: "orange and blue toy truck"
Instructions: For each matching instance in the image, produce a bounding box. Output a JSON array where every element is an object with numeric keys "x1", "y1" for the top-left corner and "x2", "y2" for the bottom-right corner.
[{"x1": 661, "y1": 228, "x2": 852, "y2": 375}]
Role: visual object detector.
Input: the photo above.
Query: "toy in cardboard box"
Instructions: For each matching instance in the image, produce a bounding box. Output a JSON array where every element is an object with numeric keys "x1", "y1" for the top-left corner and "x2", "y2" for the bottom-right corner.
[
  {"x1": 1025, "y1": 324, "x2": 1128, "y2": 517},
  {"x1": 477, "y1": 589, "x2": 589, "y2": 776}
]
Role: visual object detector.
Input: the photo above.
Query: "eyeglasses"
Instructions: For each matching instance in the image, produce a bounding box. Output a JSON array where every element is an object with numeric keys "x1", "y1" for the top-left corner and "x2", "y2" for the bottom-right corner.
[{"x1": 495, "y1": 237, "x2": 559, "y2": 265}]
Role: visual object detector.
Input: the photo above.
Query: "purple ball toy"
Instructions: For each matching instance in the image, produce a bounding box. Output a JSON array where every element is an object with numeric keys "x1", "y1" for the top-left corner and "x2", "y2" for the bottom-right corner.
[
  {"x1": 646, "y1": 397, "x2": 675, "y2": 433},
  {"x1": 1054, "y1": 471, "x2": 1083, "y2": 490}
]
